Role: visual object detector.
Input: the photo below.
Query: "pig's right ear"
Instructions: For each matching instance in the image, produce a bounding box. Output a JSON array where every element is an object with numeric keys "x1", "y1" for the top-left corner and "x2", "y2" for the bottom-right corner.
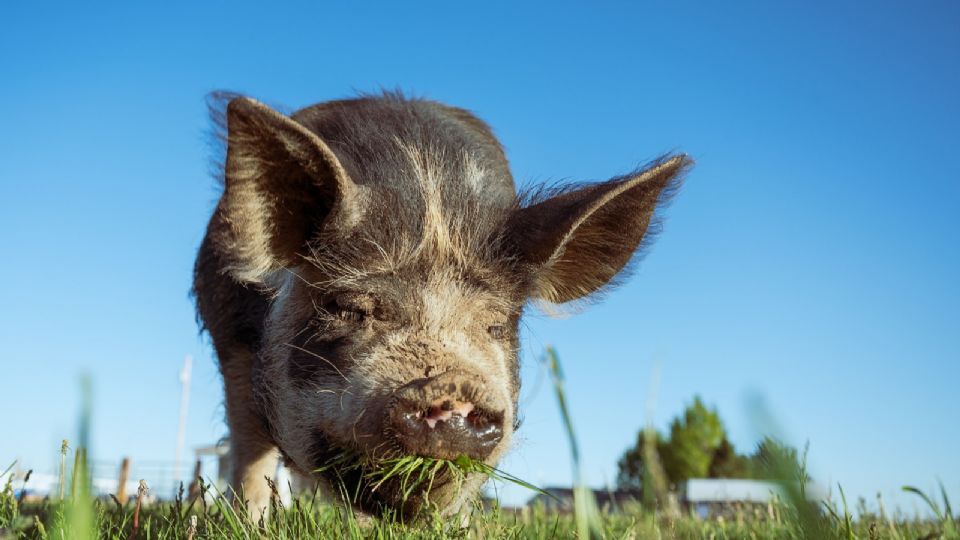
[
  {"x1": 508, "y1": 155, "x2": 691, "y2": 305},
  {"x1": 217, "y1": 97, "x2": 358, "y2": 285}
]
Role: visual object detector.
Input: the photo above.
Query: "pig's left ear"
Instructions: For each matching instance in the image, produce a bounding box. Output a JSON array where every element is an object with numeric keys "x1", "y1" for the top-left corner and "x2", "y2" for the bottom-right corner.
[
  {"x1": 218, "y1": 96, "x2": 360, "y2": 285},
  {"x1": 509, "y1": 155, "x2": 692, "y2": 304}
]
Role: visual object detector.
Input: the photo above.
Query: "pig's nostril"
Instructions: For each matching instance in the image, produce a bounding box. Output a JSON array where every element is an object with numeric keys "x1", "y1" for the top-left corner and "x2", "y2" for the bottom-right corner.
[
  {"x1": 466, "y1": 409, "x2": 487, "y2": 427},
  {"x1": 418, "y1": 400, "x2": 476, "y2": 429}
]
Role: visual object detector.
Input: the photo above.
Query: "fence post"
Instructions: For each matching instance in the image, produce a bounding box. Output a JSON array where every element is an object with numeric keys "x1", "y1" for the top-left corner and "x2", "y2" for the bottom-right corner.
[
  {"x1": 188, "y1": 459, "x2": 202, "y2": 502},
  {"x1": 116, "y1": 457, "x2": 131, "y2": 504}
]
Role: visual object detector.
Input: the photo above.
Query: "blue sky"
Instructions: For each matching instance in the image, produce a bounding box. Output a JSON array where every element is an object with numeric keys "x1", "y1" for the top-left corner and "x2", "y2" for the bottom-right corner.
[{"x1": 1, "y1": 1, "x2": 957, "y2": 510}]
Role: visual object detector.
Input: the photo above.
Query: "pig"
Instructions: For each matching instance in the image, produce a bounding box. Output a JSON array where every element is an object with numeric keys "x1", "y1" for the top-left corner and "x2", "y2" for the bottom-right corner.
[{"x1": 192, "y1": 92, "x2": 691, "y2": 520}]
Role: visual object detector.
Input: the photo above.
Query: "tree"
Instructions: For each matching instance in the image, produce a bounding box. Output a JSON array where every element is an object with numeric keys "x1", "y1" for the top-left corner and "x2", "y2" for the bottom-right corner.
[
  {"x1": 708, "y1": 436, "x2": 751, "y2": 479},
  {"x1": 616, "y1": 429, "x2": 666, "y2": 491},
  {"x1": 659, "y1": 396, "x2": 726, "y2": 484},
  {"x1": 618, "y1": 396, "x2": 728, "y2": 489},
  {"x1": 618, "y1": 397, "x2": 811, "y2": 494}
]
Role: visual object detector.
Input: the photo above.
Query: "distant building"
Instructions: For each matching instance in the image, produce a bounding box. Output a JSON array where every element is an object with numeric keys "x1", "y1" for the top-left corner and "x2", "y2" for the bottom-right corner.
[
  {"x1": 193, "y1": 441, "x2": 231, "y2": 491},
  {"x1": 526, "y1": 487, "x2": 643, "y2": 513},
  {"x1": 192, "y1": 441, "x2": 306, "y2": 506},
  {"x1": 680, "y1": 479, "x2": 828, "y2": 518},
  {"x1": 523, "y1": 479, "x2": 828, "y2": 517}
]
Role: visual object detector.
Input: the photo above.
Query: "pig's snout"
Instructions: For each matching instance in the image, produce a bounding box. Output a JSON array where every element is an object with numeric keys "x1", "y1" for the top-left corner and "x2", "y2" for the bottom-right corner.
[{"x1": 389, "y1": 370, "x2": 505, "y2": 461}]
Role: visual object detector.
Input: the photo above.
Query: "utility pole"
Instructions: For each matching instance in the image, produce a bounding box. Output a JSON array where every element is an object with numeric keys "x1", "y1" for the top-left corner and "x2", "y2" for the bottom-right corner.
[{"x1": 174, "y1": 355, "x2": 193, "y2": 492}]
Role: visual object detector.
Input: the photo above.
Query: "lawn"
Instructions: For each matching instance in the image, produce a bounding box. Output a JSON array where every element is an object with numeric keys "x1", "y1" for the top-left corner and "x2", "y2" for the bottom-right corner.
[{"x1": 1, "y1": 477, "x2": 956, "y2": 540}]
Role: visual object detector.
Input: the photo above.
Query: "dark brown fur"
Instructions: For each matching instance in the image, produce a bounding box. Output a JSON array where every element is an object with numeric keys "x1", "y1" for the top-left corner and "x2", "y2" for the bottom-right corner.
[{"x1": 193, "y1": 91, "x2": 691, "y2": 519}]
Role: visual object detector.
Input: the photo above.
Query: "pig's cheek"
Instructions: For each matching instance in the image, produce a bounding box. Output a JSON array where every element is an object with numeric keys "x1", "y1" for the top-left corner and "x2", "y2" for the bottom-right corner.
[{"x1": 309, "y1": 374, "x2": 376, "y2": 443}]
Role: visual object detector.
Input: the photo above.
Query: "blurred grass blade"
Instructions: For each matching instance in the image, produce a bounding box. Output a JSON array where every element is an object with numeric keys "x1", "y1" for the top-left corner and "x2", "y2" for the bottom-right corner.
[
  {"x1": 54, "y1": 376, "x2": 96, "y2": 540},
  {"x1": 545, "y1": 346, "x2": 603, "y2": 540},
  {"x1": 903, "y1": 485, "x2": 945, "y2": 522},
  {"x1": 939, "y1": 480, "x2": 954, "y2": 522},
  {"x1": 744, "y1": 392, "x2": 826, "y2": 540}
]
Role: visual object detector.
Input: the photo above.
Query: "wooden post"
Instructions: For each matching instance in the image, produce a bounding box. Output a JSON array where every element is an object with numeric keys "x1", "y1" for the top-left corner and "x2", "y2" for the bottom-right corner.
[
  {"x1": 116, "y1": 457, "x2": 131, "y2": 504},
  {"x1": 187, "y1": 459, "x2": 202, "y2": 502}
]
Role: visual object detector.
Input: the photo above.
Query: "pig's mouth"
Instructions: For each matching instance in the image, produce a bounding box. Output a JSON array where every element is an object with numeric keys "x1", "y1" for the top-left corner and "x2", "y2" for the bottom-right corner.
[
  {"x1": 300, "y1": 371, "x2": 512, "y2": 514},
  {"x1": 305, "y1": 430, "x2": 491, "y2": 515}
]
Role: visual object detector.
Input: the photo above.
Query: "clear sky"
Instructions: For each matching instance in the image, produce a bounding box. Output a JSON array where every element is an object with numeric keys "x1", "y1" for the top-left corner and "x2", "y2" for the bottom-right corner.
[{"x1": 2, "y1": 1, "x2": 957, "y2": 511}]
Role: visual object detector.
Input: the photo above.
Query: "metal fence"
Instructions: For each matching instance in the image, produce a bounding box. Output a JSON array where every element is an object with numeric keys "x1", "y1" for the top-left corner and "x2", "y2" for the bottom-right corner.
[{"x1": 6, "y1": 454, "x2": 228, "y2": 501}]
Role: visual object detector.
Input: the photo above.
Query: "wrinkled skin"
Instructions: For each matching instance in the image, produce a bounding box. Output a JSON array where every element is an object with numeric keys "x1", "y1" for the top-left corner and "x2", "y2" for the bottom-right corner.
[{"x1": 192, "y1": 92, "x2": 691, "y2": 520}]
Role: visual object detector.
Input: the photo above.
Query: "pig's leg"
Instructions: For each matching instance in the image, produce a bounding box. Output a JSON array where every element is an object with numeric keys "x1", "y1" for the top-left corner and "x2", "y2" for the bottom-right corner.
[
  {"x1": 221, "y1": 348, "x2": 278, "y2": 522},
  {"x1": 289, "y1": 468, "x2": 322, "y2": 498}
]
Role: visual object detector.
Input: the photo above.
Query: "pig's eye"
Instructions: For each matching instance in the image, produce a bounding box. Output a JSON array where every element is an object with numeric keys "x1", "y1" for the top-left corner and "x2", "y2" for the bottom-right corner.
[
  {"x1": 336, "y1": 309, "x2": 366, "y2": 323},
  {"x1": 327, "y1": 293, "x2": 375, "y2": 323},
  {"x1": 487, "y1": 325, "x2": 507, "y2": 340}
]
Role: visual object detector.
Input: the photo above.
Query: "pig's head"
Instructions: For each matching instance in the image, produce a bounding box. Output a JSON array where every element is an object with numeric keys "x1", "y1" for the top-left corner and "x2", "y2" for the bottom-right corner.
[{"x1": 213, "y1": 95, "x2": 690, "y2": 515}]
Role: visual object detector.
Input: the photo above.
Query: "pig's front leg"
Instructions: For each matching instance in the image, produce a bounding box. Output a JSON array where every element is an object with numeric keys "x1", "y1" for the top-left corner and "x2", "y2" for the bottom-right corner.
[{"x1": 221, "y1": 348, "x2": 279, "y2": 522}]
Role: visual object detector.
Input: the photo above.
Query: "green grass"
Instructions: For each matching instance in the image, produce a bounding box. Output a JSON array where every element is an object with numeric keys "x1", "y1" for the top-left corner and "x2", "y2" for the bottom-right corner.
[
  {"x1": 315, "y1": 450, "x2": 546, "y2": 509},
  {"x1": 1, "y1": 481, "x2": 957, "y2": 539},
  {"x1": 545, "y1": 346, "x2": 604, "y2": 540},
  {"x1": 1, "y1": 352, "x2": 957, "y2": 539}
]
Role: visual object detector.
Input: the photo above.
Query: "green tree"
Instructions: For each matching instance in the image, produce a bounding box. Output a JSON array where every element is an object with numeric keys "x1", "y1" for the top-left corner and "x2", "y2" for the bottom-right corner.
[
  {"x1": 708, "y1": 436, "x2": 752, "y2": 478},
  {"x1": 617, "y1": 397, "x2": 811, "y2": 493},
  {"x1": 618, "y1": 396, "x2": 730, "y2": 490},
  {"x1": 616, "y1": 429, "x2": 666, "y2": 490},
  {"x1": 659, "y1": 396, "x2": 726, "y2": 484}
]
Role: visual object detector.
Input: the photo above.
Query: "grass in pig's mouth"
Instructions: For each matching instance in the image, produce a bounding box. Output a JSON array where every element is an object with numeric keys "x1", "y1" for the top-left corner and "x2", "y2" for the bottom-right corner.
[{"x1": 315, "y1": 452, "x2": 545, "y2": 505}]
